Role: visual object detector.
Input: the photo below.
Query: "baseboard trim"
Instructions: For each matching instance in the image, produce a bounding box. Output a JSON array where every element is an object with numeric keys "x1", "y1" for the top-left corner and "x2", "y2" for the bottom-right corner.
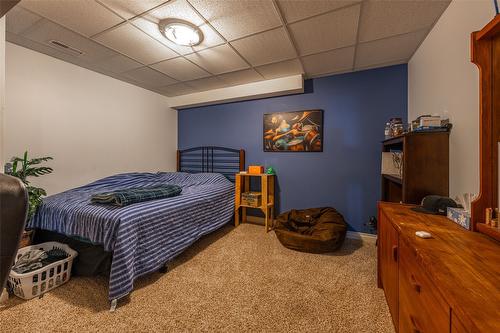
[
  {"x1": 346, "y1": 231, "x2": 377, "y2": 243},
  {"x1": 245, "y1": 216, "x2": 377, "y2": 243}
]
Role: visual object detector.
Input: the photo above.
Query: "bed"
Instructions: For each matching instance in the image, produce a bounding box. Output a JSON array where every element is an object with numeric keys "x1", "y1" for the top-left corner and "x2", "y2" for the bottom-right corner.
[{"x1": 28, "y1": 147, "x2": 245, "y2": 308}]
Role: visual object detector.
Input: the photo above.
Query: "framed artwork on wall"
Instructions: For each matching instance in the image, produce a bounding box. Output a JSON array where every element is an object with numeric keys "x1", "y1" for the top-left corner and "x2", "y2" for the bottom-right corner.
[{"x1": 263, "y1": 110, "x2": 323, "y2": 152}]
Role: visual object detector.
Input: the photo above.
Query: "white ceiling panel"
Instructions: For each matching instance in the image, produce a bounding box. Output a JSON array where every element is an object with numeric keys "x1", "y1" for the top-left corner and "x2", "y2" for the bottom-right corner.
[
  {"x1": 289, "y1": 4, "x2": 360, "y2": 56},
  {"x1": 7, "y1": 31, "x2": 82, "y2": 62},
  {"x1": 143, "y1": 0, "x2": 205, "y2": 26},
  {"x1": 359, "y1": 0, "x2": 450, "y2": 42},
  {"x1": 122, "y1": 66, "x2": 177, "y2": 87},
  {"x1": 155, "y1": 82, "x2": 198, "y2": 96},
  {"x1": 96, "y1": 54, "x2": 144, "y2": 74},
  {"x1": 185, "y1": 76, "x2": 228, "y2": 91},
  {"x1": 6, "y1": 6, "x2": 43, "y2": 35},
  {"x1": 256, "y1": 59, "x2": 303, "y2": 80},
  {"x1": 22, "y1": 19, "x2": 117, "y2": 62},
  {"x1": 189, "y1": 0, "x2": 281, "y2": 41},
  {"x1": 131, "y1": 18, "x2": 224, "y2": 55},
  {"x1": 8, "y1": 0, "x2": 450, "y2": 97},
  {"x1": 151, "y1": 57, "x2": 210, "y2": 81},
  {"x1": 231, "y1": 27, "x2": 296, "y2": 67},
  {"x1": 185, "y1": 44, "x2": 249, "y2": 74},
  {"x1": 278, "y1": 0, "x2": 359, "y2": 24},
  {"x1": 355, "y1": 29, "x2": 428, "y2": 68},
  {"x1": 94, "y1": 23, "x2": 177, "y2": 64},
  {"x1": 99, "y1": 0, "x2": 168, "y2": 19},
  {"x1": 20, "y1": 0, "x2": 124, "y2": 37},
  {"x1": 218, "y1": 69, "x2": 263, "y2": 86},
  {"x1": 302, "y1": 46, "x2": 355, "y2": 76}
]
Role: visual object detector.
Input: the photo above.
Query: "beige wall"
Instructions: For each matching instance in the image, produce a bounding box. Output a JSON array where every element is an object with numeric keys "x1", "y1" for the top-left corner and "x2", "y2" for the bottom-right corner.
[
  {"x1": 4, "y1": 43, "x2": 177, "y2": 195},
  {"x1": 408, "y1": 0, "x2": 495, "y2": 198}
]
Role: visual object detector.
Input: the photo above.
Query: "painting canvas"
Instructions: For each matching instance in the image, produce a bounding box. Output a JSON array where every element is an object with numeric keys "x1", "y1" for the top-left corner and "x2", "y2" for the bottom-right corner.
[{"x1": 263, "y1": 110, "x2": 323, "y2": 152}]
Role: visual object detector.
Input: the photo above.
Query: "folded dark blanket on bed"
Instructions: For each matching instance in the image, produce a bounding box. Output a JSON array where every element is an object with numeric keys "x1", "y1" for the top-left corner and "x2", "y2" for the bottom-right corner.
[{"x1": 90, "y1": 185, "x2": 182, "y2": 207}]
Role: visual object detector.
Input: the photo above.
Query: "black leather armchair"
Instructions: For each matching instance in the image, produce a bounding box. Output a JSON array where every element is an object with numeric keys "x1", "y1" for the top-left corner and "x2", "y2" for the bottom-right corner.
[{"x1": 0, "y1": 173, "x2": 28, "y2": 291}]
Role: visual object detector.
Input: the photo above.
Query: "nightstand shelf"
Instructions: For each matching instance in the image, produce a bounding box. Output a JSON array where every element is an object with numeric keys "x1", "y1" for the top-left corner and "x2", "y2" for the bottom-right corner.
[{"x1": 234, "y1": 173, "x2": 275, "y2": 232}]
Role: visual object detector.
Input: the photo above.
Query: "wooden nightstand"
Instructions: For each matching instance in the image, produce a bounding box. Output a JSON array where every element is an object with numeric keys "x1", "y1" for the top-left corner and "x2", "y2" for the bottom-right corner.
[{"x1": 234, "y1": 173, "x2": 275, "y2": 232}]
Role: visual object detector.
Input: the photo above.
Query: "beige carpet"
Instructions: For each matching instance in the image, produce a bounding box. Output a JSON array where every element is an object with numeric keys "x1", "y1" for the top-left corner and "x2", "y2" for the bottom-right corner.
[{"x1": 0, "y1": 223, "x2": 393, "y2": 333}]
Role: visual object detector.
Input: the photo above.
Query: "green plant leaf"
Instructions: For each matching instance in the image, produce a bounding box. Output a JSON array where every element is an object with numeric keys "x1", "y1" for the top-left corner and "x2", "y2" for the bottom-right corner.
[
  {"x1": 28, "y1": 157, "x2": 54, "y2": 165},
  {"x1": 8, "y1": 151, "x2": 54, "y2": 219},
  {"x1": 23, "y1": 166, "x2": 53, "y2": 177},
  {"x1": 12, "y1": 159, "x2": 18, "y2": 174}
]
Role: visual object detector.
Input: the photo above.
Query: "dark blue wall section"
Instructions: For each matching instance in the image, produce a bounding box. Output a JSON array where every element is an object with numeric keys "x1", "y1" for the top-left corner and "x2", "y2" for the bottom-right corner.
[{"x1": 178, "y1": 64, "x2": 408, "y2": 233}]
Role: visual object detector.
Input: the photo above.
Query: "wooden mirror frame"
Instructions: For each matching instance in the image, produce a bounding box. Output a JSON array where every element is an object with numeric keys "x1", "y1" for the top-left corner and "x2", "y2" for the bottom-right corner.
[{"x1": 470, "y1": 15, "x2": 500, "y2": 241}]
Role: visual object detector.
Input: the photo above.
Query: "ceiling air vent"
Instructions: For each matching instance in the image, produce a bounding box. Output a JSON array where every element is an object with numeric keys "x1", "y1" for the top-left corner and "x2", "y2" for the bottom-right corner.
[{"x1": 48, "y1": 40, "x2": 84, "y2": 56}]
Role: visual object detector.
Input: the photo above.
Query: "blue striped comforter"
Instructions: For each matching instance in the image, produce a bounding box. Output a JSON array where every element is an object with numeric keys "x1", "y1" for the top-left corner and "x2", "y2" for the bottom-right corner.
[{"x1": 29, "y1": 172, "x2": 234, "y2": 300}]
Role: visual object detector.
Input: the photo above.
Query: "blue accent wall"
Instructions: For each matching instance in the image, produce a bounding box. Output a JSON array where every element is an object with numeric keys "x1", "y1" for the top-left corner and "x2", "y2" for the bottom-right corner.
[{"x1": 178, "y1": 64, "x2": 408, "y2": 233}]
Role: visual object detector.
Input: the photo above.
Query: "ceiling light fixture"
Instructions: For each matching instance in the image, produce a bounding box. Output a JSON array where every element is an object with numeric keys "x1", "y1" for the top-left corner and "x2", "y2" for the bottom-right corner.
[{"x1": 159, "y1": 19, "x2": 203, "y2": 47}]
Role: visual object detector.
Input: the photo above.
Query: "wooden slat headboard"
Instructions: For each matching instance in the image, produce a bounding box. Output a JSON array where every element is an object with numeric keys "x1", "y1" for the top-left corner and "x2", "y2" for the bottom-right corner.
[{"x1": 177, "y1": 147, "x2": 245, "y2": 182}]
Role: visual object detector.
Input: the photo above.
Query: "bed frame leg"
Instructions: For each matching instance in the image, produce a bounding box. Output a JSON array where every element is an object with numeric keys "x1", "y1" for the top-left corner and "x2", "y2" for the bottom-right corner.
[{"x1": 110, "y1": 299, "x2": 118, "y2": 312}]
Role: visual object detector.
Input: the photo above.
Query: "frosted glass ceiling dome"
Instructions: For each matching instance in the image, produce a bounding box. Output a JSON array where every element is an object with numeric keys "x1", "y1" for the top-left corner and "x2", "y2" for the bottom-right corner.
[{"x1": 159, "y1": 19, "x2": 203, "y2": 47}]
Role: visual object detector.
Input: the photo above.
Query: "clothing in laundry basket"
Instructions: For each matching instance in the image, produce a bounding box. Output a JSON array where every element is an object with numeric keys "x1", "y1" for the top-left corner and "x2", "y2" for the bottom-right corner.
[{"x1": 12, "y1": 248, "x2": 69, "y2": 274}]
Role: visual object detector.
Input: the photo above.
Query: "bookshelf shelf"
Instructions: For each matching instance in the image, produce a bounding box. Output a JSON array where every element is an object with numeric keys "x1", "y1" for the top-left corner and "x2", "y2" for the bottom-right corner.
[{"x1": 381, "y1": 131, "x2": 449, "y2": 204}]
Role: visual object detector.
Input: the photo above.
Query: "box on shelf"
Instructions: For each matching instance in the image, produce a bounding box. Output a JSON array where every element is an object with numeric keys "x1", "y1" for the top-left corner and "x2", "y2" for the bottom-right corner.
[
  {"x1": 419, "y1": 116, "x2": 441, "y2": 127},
  {"x1": 447, "y1": 207, "x2": 471, "y2": 230},
  {"x1": 241, "y1": 192, "x2": 261, "y2": 207},
  {"x1": 248, "y1": 165, "x2": 264, "y2": 174}
]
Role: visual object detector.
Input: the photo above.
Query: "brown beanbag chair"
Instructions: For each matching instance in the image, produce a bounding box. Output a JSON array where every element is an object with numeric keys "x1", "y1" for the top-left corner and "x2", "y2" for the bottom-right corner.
[{"x1": 274, "y1": 207, "x2": 347, "y2": 253}]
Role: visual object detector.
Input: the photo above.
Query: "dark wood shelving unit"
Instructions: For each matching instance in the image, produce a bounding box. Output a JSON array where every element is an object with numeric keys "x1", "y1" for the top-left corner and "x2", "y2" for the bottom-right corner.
[
  {"x1": 381, "y1": 131, "x2": 449, "y2": 204},
  {"x1": 382, "y1": 174, "x2": 402, "y2": 185}
]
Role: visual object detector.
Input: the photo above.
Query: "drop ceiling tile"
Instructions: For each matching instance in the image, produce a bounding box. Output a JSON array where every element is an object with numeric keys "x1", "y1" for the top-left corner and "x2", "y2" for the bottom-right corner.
[
  {"x1": 94, "y1": 23, "x2": 177, "y2": 64},
  {"x1": 99, "y1": 0, "x2": 168, "y2": 19},
  {"x1": 151, "y1": 57, "x2": 210, "y2": 81},
  {"x1": 22, "y1": 19, "x2": 117, "y2": 62},
  {"x1": 155, "y1": 83, "x2": 197, "y2": 96},
  {"x1": 185, "y1": 44, "x2": 249, "y2": 74},
  {"x1": 289, "y1": 4, "x2": 360, "y2": 56},
  {"x1": 256, "y1": 59, "x2": 303, "y2": 80},
  {"x1": 302, "y1": 46, "x2": 355, "y2": 77},
  {"x1": 218, "y1": 69, "x2": 263, "y2": 86},
  {"x1": 7, "y1": 31, "x2": 79, "y2": 62},
  {"x1": 6, "y1": 6, "x2": 43, "y2": 35},
  {"x1": 142, "y1": 0, "x2": 205, "y2": 26},
  {"x1": 231, "y1": 28, "x2": 296, "y2": 67},
  {"x1": 122, "y1": 67, "x2": 177, "y2": 87},
  {"x1": 131, "y1": 18, "x2": 224, "y2": 55},
  {"x1": 20, "y1": 0, "x2": 124, "y2": 37},
  {"x1": 278, "y1": 0, "x2": 359, "y2": 24},
  {"x1": 185, "y1": 76, "x2": 228, "y2": 91},
  {"x1": 96, "y1": 54, "x2": 144, "y2": 74},
  {"x1": 189, "y1": 0, "x2": 281, "y2": 41},
  {"x1": 359, "y1": 1, "x2": 450, "y2": 42},
  {"x1": 355, "y1": 29, "x2": 428, "y2": 68}
]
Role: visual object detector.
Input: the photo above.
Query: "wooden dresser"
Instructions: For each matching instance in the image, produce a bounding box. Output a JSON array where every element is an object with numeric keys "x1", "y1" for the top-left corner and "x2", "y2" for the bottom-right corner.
[{"x1": 378, "y1": 202, "x2": 500, "y2": 332}]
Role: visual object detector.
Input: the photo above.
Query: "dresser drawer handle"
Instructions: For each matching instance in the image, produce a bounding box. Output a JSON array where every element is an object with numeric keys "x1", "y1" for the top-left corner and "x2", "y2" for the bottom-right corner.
[
  {"x1": 410, "y1": 274, "x2": 421, "y2": 293},
  {"x1": 392, "y1": 245, "x2": 398, "y2": 261},
  {"x1": 410, "y1": 314, "x2": 422, "y2": 333}
]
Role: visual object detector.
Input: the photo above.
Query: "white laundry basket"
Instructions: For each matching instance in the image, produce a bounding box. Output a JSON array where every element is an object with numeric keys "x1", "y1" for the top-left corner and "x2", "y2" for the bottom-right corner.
[{"x1": 8, "y1": 242, "x2": 78, "y2": 300}]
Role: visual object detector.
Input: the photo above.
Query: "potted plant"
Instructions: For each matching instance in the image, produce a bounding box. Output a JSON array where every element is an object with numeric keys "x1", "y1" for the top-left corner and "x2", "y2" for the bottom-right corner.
[{"x1": 5, "y1": 151, "x2": 53, "y2": 224}]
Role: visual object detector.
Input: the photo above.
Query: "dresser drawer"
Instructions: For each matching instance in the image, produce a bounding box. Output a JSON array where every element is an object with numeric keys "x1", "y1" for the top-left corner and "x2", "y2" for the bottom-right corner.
[{"x1": 399, "y1": 240, "x2": 450, "y2": 333}]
